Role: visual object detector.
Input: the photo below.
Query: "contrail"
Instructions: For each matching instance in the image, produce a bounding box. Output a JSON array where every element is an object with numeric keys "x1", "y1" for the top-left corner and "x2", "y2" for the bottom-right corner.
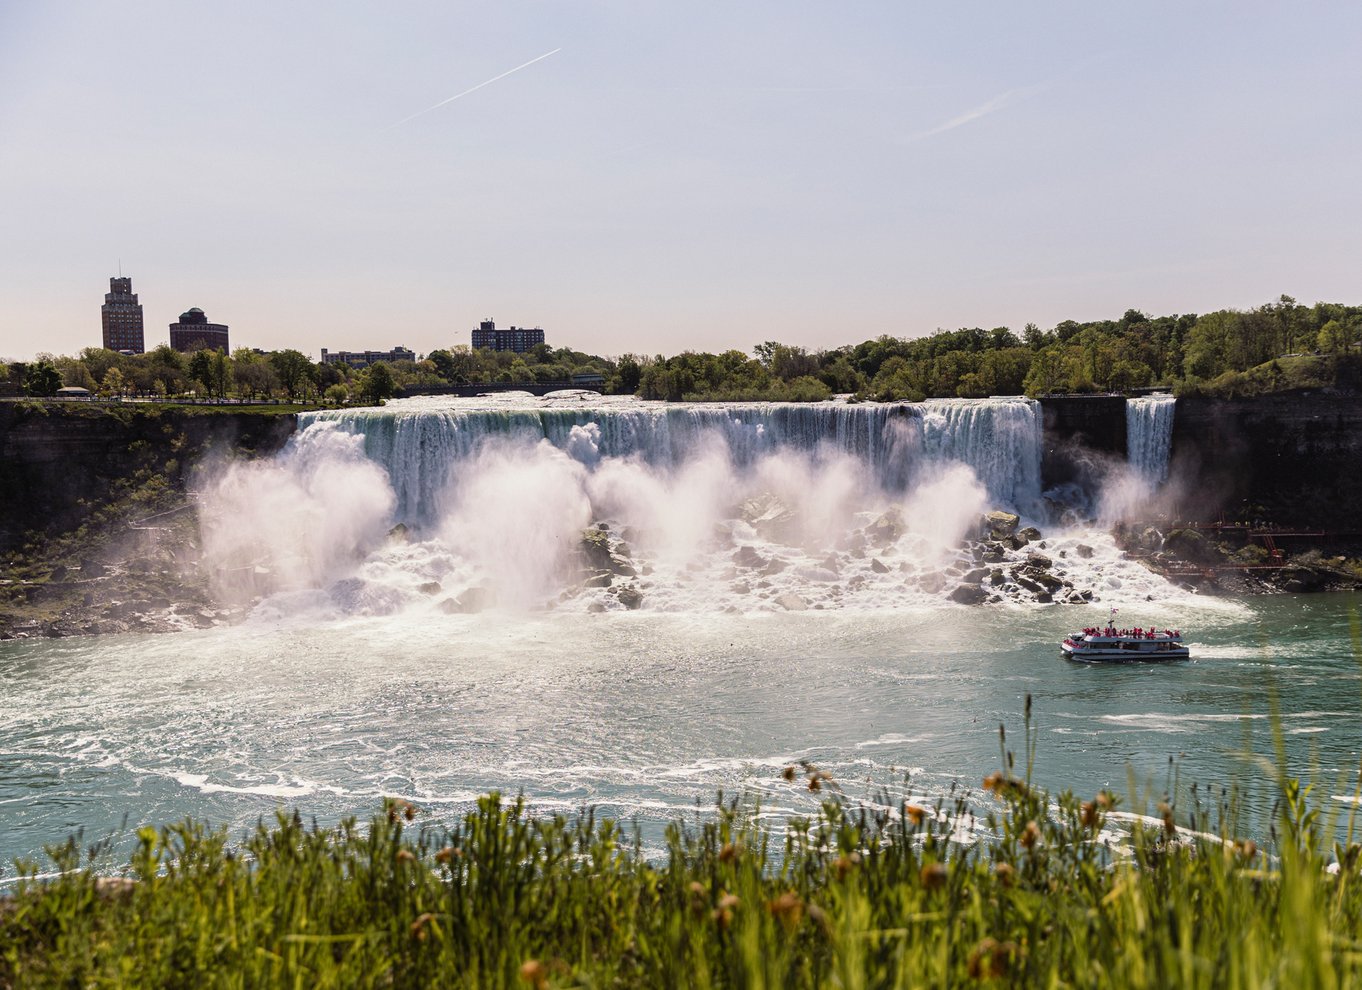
[{"x1": 389, "y1": 48, "x2": 562, "y2": 129}]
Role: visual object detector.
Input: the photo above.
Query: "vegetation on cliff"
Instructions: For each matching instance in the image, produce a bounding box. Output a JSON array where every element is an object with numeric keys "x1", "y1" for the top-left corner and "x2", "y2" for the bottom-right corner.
[
  {"x1": 6, "y1": 296, "x2": 1359, "y2": 404},
  {"x1": 3, "y1": 709, "x2": 1360, "y2": 988}
]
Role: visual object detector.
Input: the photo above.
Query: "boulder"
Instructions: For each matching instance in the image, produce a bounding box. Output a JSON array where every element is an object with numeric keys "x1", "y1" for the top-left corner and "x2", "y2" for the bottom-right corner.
[
  {"x1": 417, "y1": 581, "x2": 442, "y2": 596},
  {"x1": 580, "y1": 529, "x2": 613, "y2": 569},
  {"x1": 918, "y1": 573, "x2": 945, "y2": 594},
  {"x1": 607, "y1": 554, "x2": 637, "y2": 577},
  {"x1": 1162, "y1": 529, "x2": 1225, "y2": 565},
  {"x1": 733, "y1": 546, "x2": 767, "y2": 569},
  {"x1": 762, "y1": 558, "x2": 788, "y2": 576},
  {"x1": 962, "y1": 567, "x2": 989, "y2": 584},
  {"x1": 870, "y1": 558, "x2": 890, "y2": 574},
  {"x1": 775, "y1": 592, "x2": 808, "y2": 611},
  {"x1": 441, "y1": 586, "x2": 490, "y2": 614},
  {"x1": 387, "y1": 523, "x2": 410, "y2": 543},
  {"x1": 1025, "y1": 552, "x2": 1053, "y2": 570},
  {"x1": 948, "y1": 583, "x2": 989, "y2": 605},
  {"x1": 584, "y1": 572, "x2": 613, "y2": 589},
  {"x1": 615, "y1": 586, "x2": 644, "y2": 610},
  {"x1": 740, "y1": 493, "x2": 800, "y2": 543},
  {"x1": 984, "y1": 510, "x2": 1020, "y2": 539},
  {"x1": 866, "y1": 508, "x2": 905, "y2": 546},
  {"x1": 989, "y1": 568, "x2": 1005, "y2": 586},
  {"x1": 1074, "y1": 544, "x2": 1095, "y2": 559}
]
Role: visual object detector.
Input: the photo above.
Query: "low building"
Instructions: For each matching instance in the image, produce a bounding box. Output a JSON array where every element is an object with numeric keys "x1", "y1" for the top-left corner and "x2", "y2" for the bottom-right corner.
[
  {"x1": 571, "y1": 372, "x2": 606, "y2": 389},
  {"x1": 319, "y1": 346, "x2": 416, "y2": 368},
  {"x1": 169, "y1": 308, "x2": 229, "y2": 352},
  {"x1": 471, "y1": 319, "x2": 545, "y2": 353}
]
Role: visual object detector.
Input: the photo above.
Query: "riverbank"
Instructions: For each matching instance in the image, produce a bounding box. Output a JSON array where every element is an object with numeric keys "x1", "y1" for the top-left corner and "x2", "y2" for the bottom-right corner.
[{"x1": 2, "y1": 741, "x2": 1355, "y2": 988}]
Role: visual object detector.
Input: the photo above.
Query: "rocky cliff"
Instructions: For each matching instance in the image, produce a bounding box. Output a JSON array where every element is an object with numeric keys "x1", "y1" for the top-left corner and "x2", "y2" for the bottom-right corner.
[
  {"x1": 1167, "y1": 392, "x2": 1362, "y2": 529},
  {"x1": 0, "y1": 401, "x2": 296, "y2": 552}
]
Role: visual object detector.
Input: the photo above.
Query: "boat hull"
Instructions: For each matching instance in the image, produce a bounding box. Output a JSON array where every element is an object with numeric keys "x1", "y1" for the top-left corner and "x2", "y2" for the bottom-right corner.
[{"x1": 1061, "y1": 640, "x2": 1189, "y2": 663}]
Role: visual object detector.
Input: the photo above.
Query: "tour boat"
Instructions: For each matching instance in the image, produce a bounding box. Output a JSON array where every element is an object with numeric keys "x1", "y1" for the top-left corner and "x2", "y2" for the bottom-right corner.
[{"x1": 1061, "y1": 622, "x2": 1189, "y2": 663}]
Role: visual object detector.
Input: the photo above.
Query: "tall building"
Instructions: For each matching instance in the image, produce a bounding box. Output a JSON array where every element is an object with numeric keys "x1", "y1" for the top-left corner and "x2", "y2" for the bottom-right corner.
[
  {"x1": 471, "y1": 319, "x2": 546, "y2": 353},
  {"x1": 320, "y1": 346, "x2": 416, "y2": 368},
  {"x1": 169, "y1": 307, "x2": 230, "y2": 352},
  {"x1": 101, "y1": 276, "x2": 145, "y2": 353}
]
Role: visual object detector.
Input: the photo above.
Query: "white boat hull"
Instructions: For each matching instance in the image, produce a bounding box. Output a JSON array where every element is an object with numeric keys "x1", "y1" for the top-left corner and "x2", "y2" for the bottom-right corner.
[{"x1": 1061, "y1": 637, "x2": 1189, "y2": 663}]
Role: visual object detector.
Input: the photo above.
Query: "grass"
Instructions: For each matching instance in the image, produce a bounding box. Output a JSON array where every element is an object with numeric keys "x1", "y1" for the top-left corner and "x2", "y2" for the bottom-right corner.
[{"x1": 5, "y1": 704, "x2": 1362, "y2": 988}]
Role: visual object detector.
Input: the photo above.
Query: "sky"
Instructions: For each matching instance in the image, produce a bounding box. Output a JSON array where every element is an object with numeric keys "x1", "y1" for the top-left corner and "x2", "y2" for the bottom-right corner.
[{"x1": 1, "y1": 1, "x2": 1360, "y2": 362}]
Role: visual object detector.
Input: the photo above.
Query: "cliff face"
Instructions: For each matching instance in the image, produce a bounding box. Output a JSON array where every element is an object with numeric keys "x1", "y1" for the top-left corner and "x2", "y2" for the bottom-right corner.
[
  {"x1": 0, "y1": 402, "x2": 296, "y2": 551},
  {"x1": 1168, "y1": 393, "x2": 1362, "y2": 528},
  {"x1": 1037, "y1": 396, "x2": 1127, "y2": 498}
]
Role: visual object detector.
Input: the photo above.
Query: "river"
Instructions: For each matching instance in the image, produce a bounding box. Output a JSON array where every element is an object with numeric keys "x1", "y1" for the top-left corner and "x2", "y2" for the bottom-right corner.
[{"x1": 1, "y1": 394, "x2": 1356, "y2": 871}]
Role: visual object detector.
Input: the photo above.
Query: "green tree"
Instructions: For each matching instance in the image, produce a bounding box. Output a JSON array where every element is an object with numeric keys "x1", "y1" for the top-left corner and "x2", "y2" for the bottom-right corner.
[
  {"x1": 24, "y1": 360, "x2": 62, "y2": 396},
  {"x1": 209, "y1": 350, "x2": 233, "y2": 399},
  {"x1": 1318, "y1": 320, "x2": 1346, "y2": 354},
  {"x1": 187, "y1": 349, "x2": 214, "y2": 396},
  {"x1": 100, "y1": 366, "x2": 127, "y2": 397},
  {"x1": 614, "y1": 355, "x2": 642, "y2": 395},
  {"x1": 269, "y1": 349, "x2": 314, "y2": 402},
  {"x1": 362, "y1": 362, "x2": 395, "y2": 403}
]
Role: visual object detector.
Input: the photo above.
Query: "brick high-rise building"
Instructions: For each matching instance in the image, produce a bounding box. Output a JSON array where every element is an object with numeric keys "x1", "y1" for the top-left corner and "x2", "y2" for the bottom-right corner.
[
  {"x1": 471, "y1": 319, "x2": 545, "y2": 353},
  {"x1": 169, "y1": 308, "x2": 230, "y2": 352},
  {"x1": 101, "y1": 276, "x2": 145, "y2": 353}
]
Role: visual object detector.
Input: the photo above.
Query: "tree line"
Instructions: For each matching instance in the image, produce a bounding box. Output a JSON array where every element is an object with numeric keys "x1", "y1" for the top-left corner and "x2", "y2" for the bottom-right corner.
[{"x1": 4, "y1": 295, "x2": 1359, "y2": 404}]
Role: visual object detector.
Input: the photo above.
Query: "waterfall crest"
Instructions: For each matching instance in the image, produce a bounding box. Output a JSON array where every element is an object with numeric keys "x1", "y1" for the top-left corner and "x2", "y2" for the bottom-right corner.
[{"x1": 299, "y1": 396, "x2": 1043, "y2": 526}]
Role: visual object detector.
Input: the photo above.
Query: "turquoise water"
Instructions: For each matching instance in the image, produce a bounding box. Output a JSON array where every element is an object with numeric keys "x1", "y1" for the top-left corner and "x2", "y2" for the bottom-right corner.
[{"x1": 2, "y1": 593, "x2": 1358, "y2": 871}]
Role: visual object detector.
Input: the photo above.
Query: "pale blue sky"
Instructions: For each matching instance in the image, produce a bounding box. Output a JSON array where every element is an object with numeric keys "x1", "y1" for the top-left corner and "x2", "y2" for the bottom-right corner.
[{"x1": 2, "y1": 1, "x2": 1359, "y2": 361}]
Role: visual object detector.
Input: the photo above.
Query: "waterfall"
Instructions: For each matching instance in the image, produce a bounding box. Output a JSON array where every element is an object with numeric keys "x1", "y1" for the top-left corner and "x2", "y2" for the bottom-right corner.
[
  {"x1": 1126, "y1": 394, "x2": 1176, "y2": 486},
  {"x1": 298, "y1": 396, "x2": 1044, "y2": 527}
]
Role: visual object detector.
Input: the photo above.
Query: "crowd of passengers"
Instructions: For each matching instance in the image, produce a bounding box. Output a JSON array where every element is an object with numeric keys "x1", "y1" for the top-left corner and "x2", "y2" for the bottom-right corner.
[{"x1": 1082, "y1": 627, "x2": 1181, "y2": 639}]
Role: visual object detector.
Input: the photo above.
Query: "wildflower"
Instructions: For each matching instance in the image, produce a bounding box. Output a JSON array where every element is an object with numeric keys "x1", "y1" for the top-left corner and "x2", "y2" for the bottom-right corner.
[
  {"x1": 1096, "y1": 790, "x2": 1116, "y2": 810},
  {"x1": 1233, "y1": 839, "x2": 1257, "y2": 862},
  {"x1": 983, "y1": 772, "x2": 1028, "y2": 799},
  {"x1": 993, "y1": 862, "x2": 1015, "y2": 887},
  {"x1": 1081, "y1": 801, "x2": 1100, "y2": 830},
  {"x1": 396, "y1": 849, "x2": 416, "y2": 865},
  {"x1": 767, "y1": 891, "x2": 803, "y2": 930},
  {"x1": 712, "y1": 892, "x2": 740, "y2": 929},
  {"x1": 834, "y1": 852, "x2": 861, "y2": 880},
  {"x1": 1158, "y1": 802, "x2": 1176, "y2": 838},
  {"x1": 410, "y1": 912, "x2": 435, "y2": 941},
  {"x1": 1020, "y1": 821, "x2": 1041, "y2": 851},
  {"x1": 967, "y1": 937, "x2": 1021, "y2": 979},
  {"x1": 719, "y1": 842, "x2": 741, "y2": 864},
  {"x1": 434, "y1": 846, "x2": 460, "y2": 865},
  {"x1": 920, "y1": 862, "x2": 947, "y2": 891},
  {"x1": 519, "y1": 959, "x2": 548, "y2": 989},
  {"x1": 905, "y1": 804, "x2": 928, "y2": 827},
  {"x1": 782, "y1": 765, "x2": 797, "y2": 782}
]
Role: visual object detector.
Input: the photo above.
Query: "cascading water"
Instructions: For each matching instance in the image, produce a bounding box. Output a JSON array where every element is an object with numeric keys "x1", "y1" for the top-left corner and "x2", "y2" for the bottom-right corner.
[
  {"x1": 1126, "y1": 394, "x2": 1176, "y2": 487},
  {"x1": 300, "y1": 395, "x2": 1044, "y2": 526},
  {"x1": 198, "y1": 393, "x2": 1184, "y2": 616}
]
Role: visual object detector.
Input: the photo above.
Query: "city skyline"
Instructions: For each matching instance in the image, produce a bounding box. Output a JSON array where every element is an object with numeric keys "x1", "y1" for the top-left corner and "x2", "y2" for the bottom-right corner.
[{"x1": 2, "y1": 3, "x2": 1361, "y2": 363}]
